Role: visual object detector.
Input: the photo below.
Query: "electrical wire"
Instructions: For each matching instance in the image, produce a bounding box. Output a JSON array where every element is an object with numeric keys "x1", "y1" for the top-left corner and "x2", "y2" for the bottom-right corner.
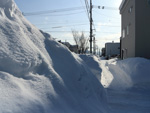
[
  {"x1": 84, "y1": 0, "x2": 90, "y2": 21},
  {"x1": 51, "y1": 23, "x2": 88, "y2": 29},
  {"x1": 27, "y1": 11, "x2": 85, "y2": 17},
  {"x1": 23, "y1": 6, "x2": 85, "y2": 16},
  {"x1": 79, "y1": 0, "x2": 90, "y2": 21},
  {"x1": 44, "y1": 31, "x2": 119, "y2": 34},
  {"x1": 38, "y1": 23, "x2": 120, "y2": 29},
  {"x1": 33, "y1": 20, "x2": 119, "y2": 26}
]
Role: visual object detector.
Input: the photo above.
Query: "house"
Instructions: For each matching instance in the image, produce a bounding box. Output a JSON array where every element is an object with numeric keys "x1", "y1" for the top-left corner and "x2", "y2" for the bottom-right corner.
[
  {"x1": 120, "y1": 0, "x2": 150, "y2": 59},
  {"x1": 69, "y1": 45, "x2": 78, "y2": 53},
  {"x1": 101, "y1": 48, "x2": 105, "y2": 57},
  {"x1": 58, "y1": 41, "x2": 78, "y2": 53},
  {"x1": 105, "y1": 42, "x2": 120, "y2": 59}
]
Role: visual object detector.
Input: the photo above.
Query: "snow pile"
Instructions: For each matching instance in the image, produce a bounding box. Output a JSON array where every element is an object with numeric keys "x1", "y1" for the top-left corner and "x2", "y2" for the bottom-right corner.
[
  {"x1": 80, "y1": 55, "x2": 150, "y2": 90},
  {"x1": 80, "y1": 55, "x2": 150, "y2": 112},
  {"x1": 79, "y1": 54, "x2": 150, "y2": 113},
  {"x1": 100, "y1": 58, "x2": 150, "y2": 113},
  {"x1": 100, "y1": 58, "x2": 150, "y2": 90},
  {"x1": 79, "y1": 55, "x2": 102, "y2": 82},
  {"x1": 0, "y1": 0, "x2": 109, "y2": 113}
]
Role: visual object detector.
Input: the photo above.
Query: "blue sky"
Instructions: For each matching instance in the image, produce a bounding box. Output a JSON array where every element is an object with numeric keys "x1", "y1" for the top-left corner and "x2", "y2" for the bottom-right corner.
[{"x1": 14, "y1": 0, "x2": 122, "y2": 50}]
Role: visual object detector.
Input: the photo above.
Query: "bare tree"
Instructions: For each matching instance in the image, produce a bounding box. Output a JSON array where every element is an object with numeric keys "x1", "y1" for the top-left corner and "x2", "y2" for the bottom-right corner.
[
  {"x1": 72, "y1": 29, "x2": 89, "y2": 54},
  {"x1": 72, "y1": 30, "x2": 80, "y2": 48}
]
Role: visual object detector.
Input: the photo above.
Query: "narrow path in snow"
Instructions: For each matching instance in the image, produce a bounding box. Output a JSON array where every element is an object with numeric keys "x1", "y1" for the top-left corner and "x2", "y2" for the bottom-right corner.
[
  {"x1": 106, "y1": 88, "x2": 150, "y2": 113},
  {"x1": 99, "y1": 58, "x2": 150, "y2": 113}
]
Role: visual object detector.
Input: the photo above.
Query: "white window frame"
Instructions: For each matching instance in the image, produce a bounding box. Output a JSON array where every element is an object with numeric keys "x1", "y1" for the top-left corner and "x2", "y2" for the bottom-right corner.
[
  {"x1": 122, "y1": 29, "x2": 125, "y2": 38},
  {"x1": 129, "y1": 6, "x2": 133, "y2": 13},
  {"x1": 129, "y1": 7, "x2": 132, "y2": 13},
  {"x1": 127, "y1": 25, "x2": 129, "y2": 35}
]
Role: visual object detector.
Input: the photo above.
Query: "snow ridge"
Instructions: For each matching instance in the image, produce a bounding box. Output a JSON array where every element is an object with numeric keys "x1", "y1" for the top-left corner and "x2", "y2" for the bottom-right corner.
[
  {"x1": 0, "y1": 0, "x2": 22, "y2": 19},
  {"x1": 0, "y1": 0, "x2": 109, "y2": 113}
]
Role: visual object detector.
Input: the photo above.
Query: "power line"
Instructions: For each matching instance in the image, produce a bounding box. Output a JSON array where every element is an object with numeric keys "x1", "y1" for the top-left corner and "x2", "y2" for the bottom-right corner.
[
  {"x1": 79, "y1": 0, "x2": 90, "y2": 21},
  {"x1": 33, "y1": 20, "x2": 120, "y2": 26},
  {"x1": 51, "y1": 23, "x2": 88, "y2": 28},
  {"x1": 28, "y1": 11, "x2": 85, "y2": 17},
  {"x1": 33, "y1": 21, "x2": 88, "y2": 26},
  {"x1": 23, "y1": 6, "x2": 85, "y2": 16},
  {"x1": 39, "y1": 23, "x2": 88, "y2": 30},
  {"x1": 39, "y1": 24, "x2": 120, "y2": 29},
  {"x1": 23, "y1": 5, "x2": 118, "y2": 16},
  {"x1": 45, "y1": 31, "x2": 89, "y2": 32},
  {"x1": 44, "y1": 31, "x2": 119, "y2": 34},
  {"x1": 84, "y1": 0, "x2": 90, "y2": 21}
]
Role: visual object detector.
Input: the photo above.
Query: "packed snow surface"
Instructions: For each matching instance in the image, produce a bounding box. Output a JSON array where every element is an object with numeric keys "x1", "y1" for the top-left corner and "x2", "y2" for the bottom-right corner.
[
  {"x1": 100, "y1": 58, "x2": 150, "y2": 90},
  {"x1": 81, "y1": 55, "x2": 150, "y2": 113},
  {"x1": 0, "y1": 0, "x2": 108, "y2": 113},
  {"x1": 102, "y1": 58, "x2": 150, "y2": 113}
]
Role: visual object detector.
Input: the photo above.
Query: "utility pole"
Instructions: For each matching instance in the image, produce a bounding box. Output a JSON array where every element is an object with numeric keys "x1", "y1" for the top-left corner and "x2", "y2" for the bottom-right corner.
[
  {"x1": 93, "y1": 37, "x2": 96, "y2": 55},
  {"x1": 89, "y1": 0, "x2": 93, "y2": 54}
]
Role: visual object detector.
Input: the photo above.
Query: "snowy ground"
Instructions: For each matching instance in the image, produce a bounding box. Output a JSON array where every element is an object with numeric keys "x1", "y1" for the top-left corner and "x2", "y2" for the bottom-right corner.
[
  {"x1": 107, "y1": 88, "x2": 150, "y2": 113},
  {"x1": 80, "y1": 55, "x2": 150, "y2": 113}
]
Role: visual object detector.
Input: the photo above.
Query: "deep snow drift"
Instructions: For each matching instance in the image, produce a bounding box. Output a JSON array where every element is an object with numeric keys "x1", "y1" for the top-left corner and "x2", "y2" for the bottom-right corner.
[
  {"x1": 79, "y1": 55, "x2": 102, "y2": 83},
  {"x1": 0, "y1": 0, "x2": 109, "y2": 113},
  {"x1": 100, "y1": 58, "x2": 150, "y2": 113},
  {"x1": 100, "y1": 58, "x2": 150, "y2": 90},
  {"x1": 80, "y1": 55, "x2": 150, "y2": 113}
]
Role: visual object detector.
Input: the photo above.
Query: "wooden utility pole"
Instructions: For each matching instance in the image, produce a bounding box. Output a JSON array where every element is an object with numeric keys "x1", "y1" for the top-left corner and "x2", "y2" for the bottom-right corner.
[
  {"x1": 93, "y1": 37, "x2": 96, "y2": 55},
  {"x1": 89, "y1": 0, "x2": 93, "y2": 54}
]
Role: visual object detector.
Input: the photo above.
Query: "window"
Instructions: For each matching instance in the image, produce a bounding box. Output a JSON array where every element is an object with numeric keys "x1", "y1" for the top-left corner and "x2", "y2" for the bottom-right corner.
[
  {"x1": 127, "y1": 25, "x2": 129, "y2": 35},
  {"x1": 129, "y1": 7, "x2": 132, "y2": 13},
  {"x1": 122, "y1": 29, "x2": 125, "y2": 38},
  {"x1": 129, "y1": 6, "x2": 133, "y2": 13}
]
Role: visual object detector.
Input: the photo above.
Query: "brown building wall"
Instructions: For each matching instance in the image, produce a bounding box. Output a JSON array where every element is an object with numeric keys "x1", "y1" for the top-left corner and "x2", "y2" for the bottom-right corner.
[
  {"x1": 135, "y1": 0, "x2": 150, "y2": 58},
  {"x1": 121, "y1": 0, "x2": 136, "y2": 59}
]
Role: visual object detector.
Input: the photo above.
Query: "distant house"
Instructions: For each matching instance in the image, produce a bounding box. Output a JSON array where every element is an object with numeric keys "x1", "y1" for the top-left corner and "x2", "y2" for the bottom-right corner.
[
  {"x1": 69, "y1": 45, "x2": 78, "y2": 53},
  {"x1": 105, "y1": 42, "x2": 120, "y2": 59},
  {"x1": 101, "y1": 48, "x2": 105, "y2": 57},
  {"x1": 120, "y1": 0, "x2": 150, "y2": 59},
  {"x1": 58, "y1": 41, "x2": 78, "y2": 53}
]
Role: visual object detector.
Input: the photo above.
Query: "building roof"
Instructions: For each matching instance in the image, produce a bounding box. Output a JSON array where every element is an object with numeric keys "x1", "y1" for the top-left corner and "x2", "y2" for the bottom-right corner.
[
  {"x1": 105, "y1": 42, "x2": 120, "y2": 45},
  {"x1": 119, "y1": 0, "x2": 126, "y2": 10}
]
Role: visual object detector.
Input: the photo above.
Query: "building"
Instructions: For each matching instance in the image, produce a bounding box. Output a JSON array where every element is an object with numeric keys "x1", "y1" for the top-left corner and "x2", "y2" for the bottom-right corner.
[
  {"x1": 101, "y1": 48, "x2": 105, "y2": 57},
  {"x1": 120, "y1": 0, "x2": 150, "y2": 59},
  {"x1": 58, "y1": 41, "x2": 78, "y2": 53},
  {"x1": 69, "y1": 45, "x2": 78, "y2": 53},
  {"x1": 105, "y1": 42, "x2": 120, "y2": 59}
]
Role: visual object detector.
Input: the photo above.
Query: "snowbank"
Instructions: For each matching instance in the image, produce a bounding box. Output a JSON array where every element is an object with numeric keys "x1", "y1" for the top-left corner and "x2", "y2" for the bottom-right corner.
[
  {"x1": 80, "y1": 55, "x2": 150, "y2": 90},
  {"x1": 0, "y1": 0, "x2": 109, "y2": 113},
  {"x1": 79, "y1": 55, "x2": 102, "y2": 82},
  {"x1": 100, "y1": 58, "x2": 150, "y2": 90},
  {"x1": 100, "y1": 58, "x2": 150, "y2": 113}
]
